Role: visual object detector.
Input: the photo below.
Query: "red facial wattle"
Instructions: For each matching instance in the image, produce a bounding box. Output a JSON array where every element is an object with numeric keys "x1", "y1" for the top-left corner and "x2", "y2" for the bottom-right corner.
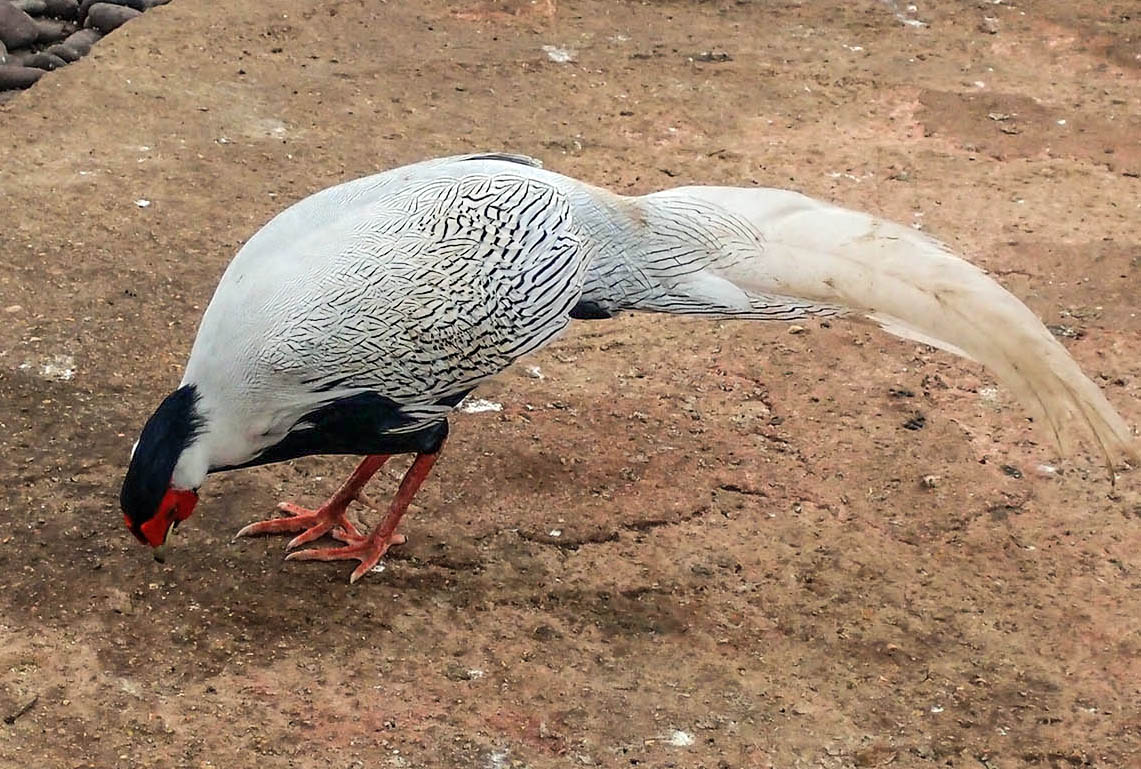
[{"x1": 125, "y1": 487, "x2": 199, "y2": 547}]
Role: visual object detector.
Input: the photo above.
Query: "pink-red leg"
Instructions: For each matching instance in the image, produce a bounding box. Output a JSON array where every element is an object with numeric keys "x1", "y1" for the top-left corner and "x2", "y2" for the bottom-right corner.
[
  {"x1": 286, "y1": 449, "x2": 441, "y2": 583},
  {"x1": 234, "y1": 454, "x2": 390, "y2": 549}
]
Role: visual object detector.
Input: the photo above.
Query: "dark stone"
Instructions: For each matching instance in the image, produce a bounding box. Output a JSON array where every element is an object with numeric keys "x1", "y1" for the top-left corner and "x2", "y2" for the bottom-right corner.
[
  {"x1": 11, "y1": 0, "x2": 46, "y2": 14},
  {"x1": 78, "y1": 0, "x2": 149, "y2": 21},
  {"x1": 0, "y1": 63, "x2": 44, "y2": 89},
  {"x1": 61, "y1": 26, "x2": 97, "y2": 53},
  {"x1": 4, "y1": 47, "x2": 32, "y2": 65},
  {"x1": 0, "y1": 2, "x2": 39, "y2": 49},
  {"x1": 44, "y1": 41, "x2": 78, "y2": 61},
  {"x1": 24, "y1": 50, "x2": 65, "y2": 69},
  {"x1": 34, "y1": 17, "x2": 73, "y2": 43},
  {"x1": 42, "y1": 0, "x2": 79, "y2": 19},
  {"x1": 83, "y1": 2, "x2": 140, "y2": 33}
]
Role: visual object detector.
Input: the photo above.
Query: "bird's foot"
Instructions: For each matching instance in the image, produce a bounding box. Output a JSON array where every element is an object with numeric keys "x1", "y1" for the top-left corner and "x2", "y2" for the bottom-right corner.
[
  {"x1": 234, "y1": 497, "x2": 369, "y2": 550},
  {"x1": 285, "y1": 531, "x2": 407, "y2": 584}
]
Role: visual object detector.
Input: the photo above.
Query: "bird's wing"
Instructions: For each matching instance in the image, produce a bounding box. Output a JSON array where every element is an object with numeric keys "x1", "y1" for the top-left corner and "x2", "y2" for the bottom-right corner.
[
  {"x1": 237, "y1": 153, "x2": 545, "y2": 265},
  {"x1": 212, "y1": 169, "x2": 591, "y2": 430}
]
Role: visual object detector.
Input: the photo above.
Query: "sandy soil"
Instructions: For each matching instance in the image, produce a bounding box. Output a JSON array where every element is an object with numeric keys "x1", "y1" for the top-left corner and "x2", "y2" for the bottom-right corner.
[{"x1": 1, "y1": 1, "x2": 1139, "y2": 767}]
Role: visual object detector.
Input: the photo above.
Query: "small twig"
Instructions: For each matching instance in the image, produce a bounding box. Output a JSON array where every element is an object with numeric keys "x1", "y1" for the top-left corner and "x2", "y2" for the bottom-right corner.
[{"x1": 4, "y1": 694, "x2": 38, "y2": 725}]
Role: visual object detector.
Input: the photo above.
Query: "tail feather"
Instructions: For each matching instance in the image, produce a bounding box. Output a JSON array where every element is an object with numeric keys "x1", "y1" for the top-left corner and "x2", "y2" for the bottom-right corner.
[{"x1": 597, "y1": 186, "x2": 1138, "y2": 472}]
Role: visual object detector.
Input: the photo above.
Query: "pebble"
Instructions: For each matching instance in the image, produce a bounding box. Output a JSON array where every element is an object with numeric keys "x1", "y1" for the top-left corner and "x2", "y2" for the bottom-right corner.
[
  {"x1": 12, "y1": 0, "x2": 47, "y2": 14},
  {"x1": 42, "y1": 0, "x2": 79, "y2": 19},
  {"x1": 83, "y1": 2, "x2": 140, "y2": 33},
  {"x1": 787, "y1": 324, "x2": 806, "y2": 334},
  {"x1": 78, "y1": 0, "x2": 150, "y2": 20},
  {"x1": 24, "y1": 50, "x2": 66, "y2": 69},
  {"x1": 61, "y1": 26, "x2": 98, "y2": 54},
  {"x1": 0, "y1": 2, "x2": 40, "y2": 49},
  {"x1": 34, "y1": 17, "x2": 72, "y2": 43},
  {"x1": 0, "y1": 63, "x2": 44, "y2": 89},
  {"x1": 44, "y1": 40, "x2": 79, "y2": 61}
]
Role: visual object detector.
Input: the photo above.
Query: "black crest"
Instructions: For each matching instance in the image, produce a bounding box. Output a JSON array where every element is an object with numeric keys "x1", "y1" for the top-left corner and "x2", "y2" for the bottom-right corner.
[{"x1": 120, "y1": 385, "x2": 205, "y2": 526}]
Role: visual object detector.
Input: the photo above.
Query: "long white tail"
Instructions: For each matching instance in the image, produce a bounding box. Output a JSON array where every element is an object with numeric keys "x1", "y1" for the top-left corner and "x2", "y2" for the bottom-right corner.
[{"x1": 581, "y1": 185, "x2": 1138, "y2": 472}]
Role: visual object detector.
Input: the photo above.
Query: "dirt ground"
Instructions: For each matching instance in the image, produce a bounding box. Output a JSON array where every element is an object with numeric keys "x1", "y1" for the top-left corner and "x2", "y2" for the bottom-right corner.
[{"x1": 1, "y1": 0, "x2": 1139, "y2": 767}]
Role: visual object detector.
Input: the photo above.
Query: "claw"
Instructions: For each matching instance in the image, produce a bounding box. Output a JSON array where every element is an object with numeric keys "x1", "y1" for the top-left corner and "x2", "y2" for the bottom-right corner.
[
  {"x1": 234, "y1": 499, "x2": 365, "y2": 546},
  {"x1": 247, "y1": 450, "x2": 440, "y2": 583},
  {"x1": 286, "y1": 533, "x2": 407, "y2": 583}
]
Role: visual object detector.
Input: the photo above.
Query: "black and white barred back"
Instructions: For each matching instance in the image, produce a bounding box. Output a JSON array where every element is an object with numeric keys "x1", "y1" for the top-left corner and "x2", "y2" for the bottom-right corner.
[{"x1": 178, "y1": 152, "x2": 1135, "y2": 474}]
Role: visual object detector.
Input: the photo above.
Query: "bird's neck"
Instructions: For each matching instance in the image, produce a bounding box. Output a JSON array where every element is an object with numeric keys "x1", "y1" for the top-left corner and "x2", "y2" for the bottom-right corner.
[
  {"x1": 171, "y1": 439, "x2": 210, "y2": 490},
  {"x1": 121, "y1": 385, "x2": 210, "y2": 524}
]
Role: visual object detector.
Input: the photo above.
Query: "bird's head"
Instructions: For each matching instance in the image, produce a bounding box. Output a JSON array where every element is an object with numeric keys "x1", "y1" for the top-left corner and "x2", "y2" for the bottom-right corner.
[{"x1": 120, "y1": 385, "x2": 207, "y2": 550}]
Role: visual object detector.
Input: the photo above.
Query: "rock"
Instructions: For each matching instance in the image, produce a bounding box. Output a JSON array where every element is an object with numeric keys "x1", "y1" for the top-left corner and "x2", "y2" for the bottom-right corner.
[
  {"x1": 44, "y1": 41, "x2": 78, "y2": 61},
  {"x1": 78, "y1": 0, "x2": 149, "y2": 20},
  {"x1": 34, "y1": 17, "x2": 73, "y2": 43},
  {"x1": 62, "y1": 26, "x2": 98, "y2": 53},
  {"x1": 42, "y1": 0, "x2": 79, "y2": 19},
  {"x1": 83, "y1": 2, "x2": 140, "y2": 33},
  {"x1": 11, "y1": 0, "x2": 46, "y2": 14},
  {"x1": 4, "y1": 47, "x2": 32, "y2": 65},
  {"x1": 978, "y1": 16, "x2": 999, "y2": 34},
  {"x1": 0, "y1": 2, "x2": 39, "y2": 49},
  {"x1": 0, "y1": 63, "x2": 44, "y2": 89},
  {"x1": 24, "y1": 50, "x2": 65, "y2": 69}
]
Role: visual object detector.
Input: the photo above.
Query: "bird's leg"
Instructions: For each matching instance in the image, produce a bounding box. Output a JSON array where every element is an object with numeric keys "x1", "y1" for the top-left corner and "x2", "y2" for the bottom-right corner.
[
  {"x1": 286, "y1": 449, "x2": 441, "y2": 583},
  {"x1": 234, "y1": 454, "x2": 390, "y2": 549}
]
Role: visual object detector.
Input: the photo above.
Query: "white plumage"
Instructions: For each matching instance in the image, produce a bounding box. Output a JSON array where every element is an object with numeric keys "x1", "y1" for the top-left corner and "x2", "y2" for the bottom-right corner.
[{"x1": 121, "y1": 151, "x2": 1137, "y2": 581}]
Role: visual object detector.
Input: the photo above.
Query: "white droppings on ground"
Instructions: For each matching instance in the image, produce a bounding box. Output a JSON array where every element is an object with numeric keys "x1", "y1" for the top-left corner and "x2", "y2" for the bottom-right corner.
[
  {"x1": 134, "y1": 199, "x2": 151, "y2": 208},
  {"x1": 542, "y1": 45, "x2": 575, "y2": 63},
  {"x1": 978, "y1": 387, "x2": 1000, "y2": 404},
  {"x1": 36, "y1": 354, "x2": 76, "y2": 381},
  {"x1": 667, "y1": 730, "x2": 695, "y2": 747},
  {"x1": 826, "y1": 170, "x2": 870, "y2": 182},
  {"x1": 880, "y1": 0, "x2": 928, "y2": 27},
  {"x1": 485, "y1": 748, "x2": 510, "y2": 769},
  {"x1": 117, "y1": 678, "x2": 143, "y2": 698},
  {"x1": 460, "y1": 399, "x2": 503, "y2": 414}
]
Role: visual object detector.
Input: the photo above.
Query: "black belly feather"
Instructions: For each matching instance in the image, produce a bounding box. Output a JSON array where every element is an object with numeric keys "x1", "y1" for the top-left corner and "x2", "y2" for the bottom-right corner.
[
  {"x1": 569, "y1": 299, "x2": 618, "y2": 320},
  {"x1": 210, "y1": 390, "x2": 464, "y2": 473}
]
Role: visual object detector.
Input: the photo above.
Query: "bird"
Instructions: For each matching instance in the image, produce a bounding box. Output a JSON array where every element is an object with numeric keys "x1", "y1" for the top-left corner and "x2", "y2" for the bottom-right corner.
[{"x1": 119, "y1": 151, "x2": 1138, "y2": 583}]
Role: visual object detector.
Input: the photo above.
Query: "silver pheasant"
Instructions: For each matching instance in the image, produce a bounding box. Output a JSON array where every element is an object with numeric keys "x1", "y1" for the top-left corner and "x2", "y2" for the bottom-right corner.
[{"x1": 119, "y1": 152, "x2": 1138, "y2": 582}]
